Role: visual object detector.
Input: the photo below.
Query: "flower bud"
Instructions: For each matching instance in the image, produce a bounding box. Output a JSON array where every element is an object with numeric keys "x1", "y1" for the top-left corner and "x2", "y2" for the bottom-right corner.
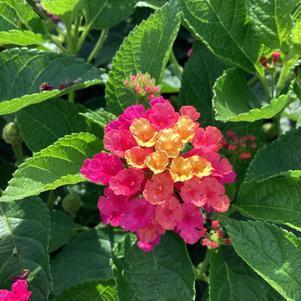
[
  {"x1": 62, "y1": 193, "x2": 82, "y2": 216},
  {"x1": 2, "y1": 122, "x2": 22, "y2": 145}
]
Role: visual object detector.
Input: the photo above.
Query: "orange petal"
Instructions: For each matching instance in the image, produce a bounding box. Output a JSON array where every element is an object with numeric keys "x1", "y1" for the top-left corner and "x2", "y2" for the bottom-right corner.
[
  {"x1": 145, "y1": 150, "x2": 169, "y2": 174},
  {"x1": 189, "y1": 155, "x2": 212, "y2": 178},
  {"x1": 155, "y1": 128, "x2": 183, "y2": 158},
  {"x1": 173, "y1": 116, "x2": 196, "y2": 143},
  {"x1": 125, "y1": 146, "x2": 153, "y2": 168},
  {"x1": 130, "y1": 118, "x2": 157, "y2": 147},
  {"x1": 169, "y1": 157, "x2": 193, "y2": 182}
]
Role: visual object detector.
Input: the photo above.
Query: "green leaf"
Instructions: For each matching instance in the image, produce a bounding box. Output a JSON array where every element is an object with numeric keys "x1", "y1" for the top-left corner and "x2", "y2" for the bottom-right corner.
[
  {"x1": 291, "y1": 20, "x2": 301, "y2": 47},
  {"x1": 0, "y1": 0, "x2": 42, "y2": 31},
  {"x1": 51, "y1": 229, "x2": 114, "y2": 295},
  {"x1": 80, "y1": 109, "x2": 117, "y2": 128},
  {"x1": 49, "y1": 210, "x2": 78, "y2": 253},
  {"x1": 180, "y1": 0, "x2": 262, "y2": 73},
  {"x1": 41, "y1": 0, "x2": 83, "y2": 21},
  {"x1": 237, "y1": 177, "x2": 301, "y2": 232},
  {"x1": 179, "y1": 42, "x2": 225, "y2": 126},
  {"x1": 0, "y1": 48, "x2": 102, "y2": 115},
  {"x1": 115, "y1": 232, "x2": 195, "y2": 301},
  {"x1": 56, "y1": 280, "x2": 116, "y2": 301},
  {"x1": 17, "y1": 99, "x2": 89, "y2": 152},
  {"x1": 0, "y1": 30, "x2": 47, "y2": 46},
  {"x1": 0, "y1": 132, "x2": 101, "y2": 202},
  {"x1": 245, "y1": 128, "x2": 301, "y2": 182},
  {"x1": 105, "y1": 0, "x2": 181, "y2": 114},
  {"x1": 209, "y1": 248, "x2": 284, "y2": 301},
  {"x1": 213, "y1": 68, "x2": 290, "y2": 122},
  {"x1": 83, "y1": 0, "x2": 136, "y2": 30},
  {"x1": 226, "y1": 219, "x2": 301, "y2": 301},
  {"x1": 0, "y1": 197, "x2": 51, "y2": 300},
  {"x1": 246, "y1": 0, "x2": 299, "y2": 49}
]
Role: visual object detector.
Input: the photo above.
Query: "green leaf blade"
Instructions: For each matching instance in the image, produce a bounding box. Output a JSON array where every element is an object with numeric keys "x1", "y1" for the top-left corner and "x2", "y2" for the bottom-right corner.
[
  {"x1": 0, "y1": 30, "x2": 47, "y2": 46},
  {"x1": 51, "y1": 229, "x2": 114, "y2": 295},
  {"x1": 105, "y1": 0, "x2": 181, "y2": 114},
  {"x1": 179, "y1": 42, "x2": 225, "y2": 126},
  {"x1": 0, "y1": 197, "x2": 51, "y2": 300},
  {"x1": 17, "y1": 99, "x2": 89, "y2": 152},
  {"x1": 213, "y1": 68, "x2": 290, "y2": 122},
  {"x1": 180, "y1": 0, "x2": 261, "y2": 73},
  {"x1": 116, "y1": 233, "x2": 195, "y2": 301},
  {"x1": 0, "y1": 48, "x2": 102, "y2": 115},
  {"x1": 226, "y1": 219, "x2": 301, "y2": 301},
  {"x1": 0, "y1": 132, "x2": 101, "y2": 202}
]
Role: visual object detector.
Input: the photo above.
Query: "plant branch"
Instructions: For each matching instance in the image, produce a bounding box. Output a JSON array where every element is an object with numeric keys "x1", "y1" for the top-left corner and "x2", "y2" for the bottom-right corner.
[
  {"x1": 12, "y1": 143, "x2": 24, "y2": 165},
  {"x1": 87, "y1": 29, "x2": 109, "y2": 63},
  {"x1": 195, "y1": 249, "x2": 212, "y2": 283}
]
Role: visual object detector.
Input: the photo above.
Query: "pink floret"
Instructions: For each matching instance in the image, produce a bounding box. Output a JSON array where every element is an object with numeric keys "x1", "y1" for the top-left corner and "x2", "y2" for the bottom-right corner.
[
  {"x1": 197, "y1": 177, "x2": 230, "y2": 213},
  {"x1": 119, "y1": 104, "x2": 145, "y2": 125},
  {"x1": 180, "y1": 106, "x2": 200, "y2": 121},
  {"x1": 175, "y1": 203, "x2": 205, "y2": 244},
  {"x1": 155, "y1": 196, "x2": 183, "y2": 230},
  {"x1": 137, "y1": 235, "x2": 161, "y2": 252},
  {"x1": 120, "y1": 198, "x2": 155, "y2": 231},
  {"x1": 180, "y1": 178, "x2": 206, "y2": 207},
  {"x1": 80, "y1": 153, "x2": 123, "y2": 185},
  {"x1": 11, "y1": 280, "x2": 31, "y2": 301},
  {"x1": 147, "y1": 101, "x2": 179, "y2": 130},
  {"x1": 143, "y1": 172, "x2": 174, "y2": 205},
  {"x1": 109, "y1": 168, "x2": 145, "y2": 196},
  {"x1": 98, "y1": 188, "x2": 128, "y2": 226},
  {"x1": 193, "y1": 126, "x2": 223, "y2": 153},
  {"x1": 104, "y1": 129, "x2": 137, "y2": 157}
]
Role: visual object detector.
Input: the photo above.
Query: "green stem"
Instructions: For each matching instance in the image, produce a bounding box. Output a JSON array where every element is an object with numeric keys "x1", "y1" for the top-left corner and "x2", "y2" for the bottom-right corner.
[
  {"x1": 12, "y1": 143, "x2": 24, "y2": 165},
  {"x1": 47, "y1": 191, "x2": 56, "y2": 209},
  {"x1": 68, "y1": 90, "x2": 75, "y2": 103},
  {"x1": 195, "y1": 249, "x2": 212, "y2": 282},
  {"x1": 259, "y1": 75, "x2": 271, "y2": 98},
  {"x1": 87, "y1": 29, "x2": 109, "y2": 63},
  {"x1": 66, "y1": 22, "x2": 75, "y2": 54},
  {"x1": 170, "y1": 51, "x2": 183, "y2": 76},
  {"x1": 26, "y1": 0, "x2": 53, "y2": 25},
  {"x1": 76, "y1": 24, "x2": 92, "y2": 53}
]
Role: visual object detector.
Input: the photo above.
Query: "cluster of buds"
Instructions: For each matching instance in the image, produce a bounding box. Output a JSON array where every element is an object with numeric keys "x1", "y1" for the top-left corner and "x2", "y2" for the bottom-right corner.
[
  {"x1": 222, "y1": 130, "x2": 256, "y2": 161},
  {"x1": 0, "y1": 271, "x2": 31, "y2": 301},
  {"x1": 81, "y1": 78, "x2": 235, "y2": 252},
  {"x1": 260, "y1": 51, "x2": 281, "y2": 69},
  {"x1": 124, "y1": 73, "x2": 160, "y2": 100},
  {"x1": 201, "y1": 220, "x2": 232, "y2": 249}
]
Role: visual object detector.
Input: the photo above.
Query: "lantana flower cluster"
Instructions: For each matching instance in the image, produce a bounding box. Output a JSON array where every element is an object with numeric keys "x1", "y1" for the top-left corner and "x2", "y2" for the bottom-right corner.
[
  {"x1": 81, "y1": 95, "x2": 236, "y2": 251},
  {"x1": 0, "y1": 272, "x2": 31, "y2": 301}
]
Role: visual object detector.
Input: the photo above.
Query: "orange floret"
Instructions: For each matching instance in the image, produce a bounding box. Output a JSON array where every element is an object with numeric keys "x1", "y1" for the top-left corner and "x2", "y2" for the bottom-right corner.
[
  {"x1": 130, "y1": 118, "x2": 157, "y2": 147},
  {"x1": 189, "y1": 155, "x2": 212, "y2": 178},
  {"x1": 125, "y1": 146, "x2": 153, "y2": 168},
  {"x1": 155, "y1": 128, "x2": 183, "y2": 158},
  {"x1": 145, "y1": 150, "x2": 169, "y2": 174},
  {"x1": 173, "y1": 116, "x2": 196, "y2": 143},
  {"x1": 169, "y1": 157, "x2": 193, "y2": 182}
]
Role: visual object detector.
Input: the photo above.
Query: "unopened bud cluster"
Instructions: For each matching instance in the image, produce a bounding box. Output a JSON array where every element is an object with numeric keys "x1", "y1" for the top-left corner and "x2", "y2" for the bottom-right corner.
[{"x1": 260, "y1": 51, "x2": 281, "y2": 69}]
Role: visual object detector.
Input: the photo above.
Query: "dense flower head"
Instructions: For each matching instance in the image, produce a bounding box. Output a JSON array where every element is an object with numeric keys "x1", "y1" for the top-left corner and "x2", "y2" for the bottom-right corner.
[
  {"x1": 81, "y1": 76, "x2": 236, "y2": 252},
  {"x1": 0, "y1": 273, "x2": 31, "y2": 301}
]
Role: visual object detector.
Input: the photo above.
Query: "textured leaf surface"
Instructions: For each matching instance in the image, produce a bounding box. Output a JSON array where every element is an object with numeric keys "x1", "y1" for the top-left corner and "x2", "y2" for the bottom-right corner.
[
  {"x1": 116, "y1": 233, "x2": 195, "y2": 301},
  {"x1": 49, "y1": 210, "x2": 78, "y2": 253},
  {"x1": 209, "y1": 248, "x2": 283, "y2": 301},
  {"x1": 213, "y1": 68, "x2": 290, "y2": 122},
  {"x1": 180, "y1": 0, "x2": 261, "y2": 73},
  {"x1": 0, "y1": 30, "x2": 46, "y2": 46},
  {"x1": 56, "y1": 280, "x2": 116, "y2": 301},
  {"x1": 41, "y1": 0, "x2": 83, "y2": 20},
  {"x1": 51, "y1": 229, "x2": 114, "y2": 295},
  {"x1": 246, "y1": 0, "x2": 299, "y2": 48},
  {"x1": 0, "y1": 132, "x2": 101, "y2": 202},
  {"x1": 0, "y1": 0, "x2": 42, "y2": 31},
  {"x1": 84, "y1": 0, "x2": 136, "y2": 29},
  {"x1": 136, "y1": 1, "x2": 167, "y2": 9},
  {"x1": 80, "y1": 109, "x2": 116, "y2": 128},
  {"x1": 226, "y1": 219, "x2": 301, "y2": 301},
  {"x1": 0, "y1": 197, "x2": 51, "y2": 301},
  {"x1": 179, "y1": 42, "x2": 224, "y2": 126},
  {"x1": 237, "y1": 177, "x2": 301, "y2": 232},
  {"x1": 105, "y1": 1, "x2": 181, "y2": 114},
  {"x1": 0, "y1": 48, "x2": 102, "y2": 115},
  {"x1": 245, "y1": 128, "x2": 301, "y2": 182},
  {"x1": 17, "y1": 99, "x2": 89, "y2": 152}
]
